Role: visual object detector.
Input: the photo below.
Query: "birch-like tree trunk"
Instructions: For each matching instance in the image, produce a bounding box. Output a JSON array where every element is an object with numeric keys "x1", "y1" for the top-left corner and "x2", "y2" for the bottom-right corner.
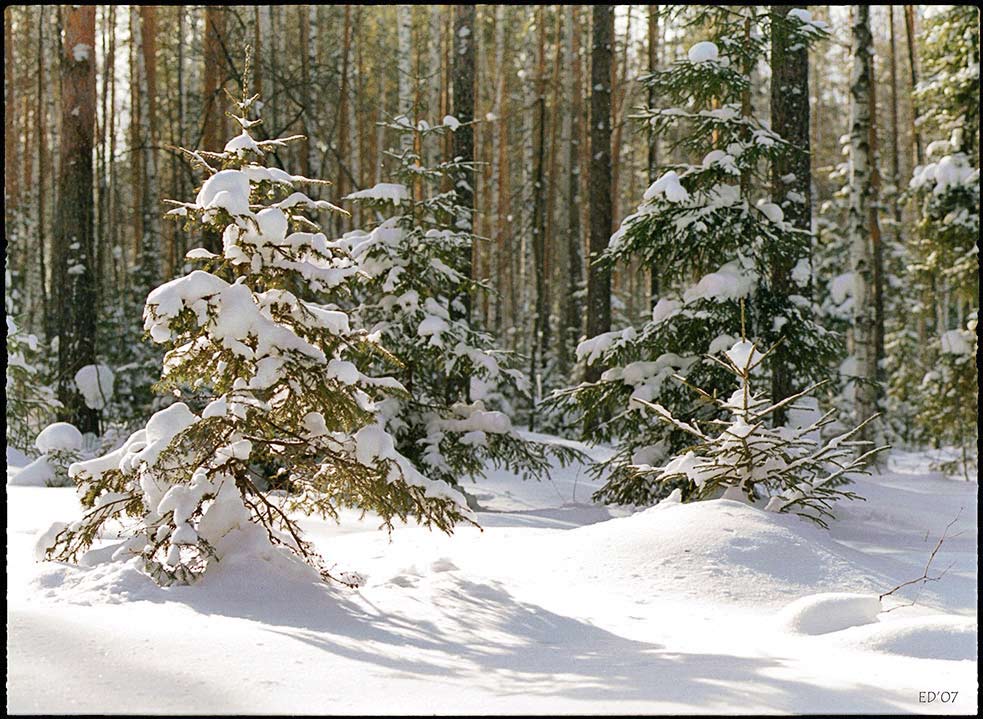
[
  {"x1": 848, "y1": 5, "x2": 878, "y2": 441},
  {"x1": 867, "y1": 46, "x2": 886, "y2": 380}
]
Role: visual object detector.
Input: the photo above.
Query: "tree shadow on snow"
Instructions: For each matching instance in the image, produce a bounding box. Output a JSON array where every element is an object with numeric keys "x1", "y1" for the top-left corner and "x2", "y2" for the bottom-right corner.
[{"x1": 144, "y1": 565, "x2": 910, "y2": 712}]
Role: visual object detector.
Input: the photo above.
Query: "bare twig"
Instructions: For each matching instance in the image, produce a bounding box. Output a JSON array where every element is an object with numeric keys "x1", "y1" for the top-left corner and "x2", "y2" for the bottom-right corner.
[{"x1": 880, "y1": 507, "x2": 964, "y2": 609}]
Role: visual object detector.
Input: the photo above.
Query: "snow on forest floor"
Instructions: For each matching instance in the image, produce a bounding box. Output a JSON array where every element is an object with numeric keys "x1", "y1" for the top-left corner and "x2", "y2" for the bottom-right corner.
[{"x1": 6, "y1": 436, "x2": 978, "y2": 714}]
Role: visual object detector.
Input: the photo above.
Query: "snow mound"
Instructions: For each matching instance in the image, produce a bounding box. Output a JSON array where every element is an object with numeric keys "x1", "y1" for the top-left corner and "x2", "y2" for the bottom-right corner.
[
  {"x1": 522, "y1": 499, "x2": 891, "y2": 608},
  {"x1": 31, "y1": 524, "x2": 324, "y2": 608},
  {"x1": 36, "y1": 422, "x2": 83, "y2": 453},
  {"x1": 688, "y1": 41, "x2": 719, "y2": 63},
  {"x1": 775, "y1": 592, "x2": 881, "y2": 635},
  {"x1": 834, "y1": 616, "x2": 977, "y2": 661},
  {"x1": 8, "y1": 456, "x2": 57, "y2": 486},
  {"x1": 73, "y1": 363, "x2": 115, "y2": 410}
]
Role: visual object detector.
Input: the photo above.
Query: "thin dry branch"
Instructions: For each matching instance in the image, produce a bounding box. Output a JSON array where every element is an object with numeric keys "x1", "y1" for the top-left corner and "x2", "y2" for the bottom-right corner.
[{"x1": 880, "y1": 507, "x2": 964, "y2": 609}]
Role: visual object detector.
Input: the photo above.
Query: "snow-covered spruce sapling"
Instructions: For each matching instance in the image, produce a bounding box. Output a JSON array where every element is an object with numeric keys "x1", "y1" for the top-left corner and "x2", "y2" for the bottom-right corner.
[
  {"x1": 5, "y1": 314, "x2": 62, "y2": 454},
  {"x1": 629, "y1": 336, "x2": 887, "y2": 528},
  {"x1": 339, "y1": 116, "x2": 581, "y2": 499},
  {"x1": 551, "y1": 7, "x2": 838, "y2": 508},
  {"x1": 43, "y1": 92, "x2": 470, "y2": 586}
]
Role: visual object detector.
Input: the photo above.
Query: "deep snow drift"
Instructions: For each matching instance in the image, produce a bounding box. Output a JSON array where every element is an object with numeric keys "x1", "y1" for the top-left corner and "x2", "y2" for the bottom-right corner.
[{"x1": 6, "y1": 438, "x2": 978, "y2": 714}]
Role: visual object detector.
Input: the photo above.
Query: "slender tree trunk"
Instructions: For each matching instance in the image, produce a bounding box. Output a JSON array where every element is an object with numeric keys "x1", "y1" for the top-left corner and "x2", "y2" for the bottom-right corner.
[
  {"x1": 298, "y1": 7, "x2": 311, "y2": 177},
  {"x1": 453, "y1": 4, "x2": 476, "y2": 326},
  {"x1": 868, "y1": 48, "x2": 886, "y2": 382},
  {"x1": 647, "y1": 5, "x2": 660, "y2": 308},
  {"x1": 494, "y1": 5, "x2": 512, "y2": 337},
  {"x1": 307, "y1": 7, "x2": 319, "y2": 180},
  {"x1": 610, "y1": 6, "x2": 632, "y2": 232},
  {"x1": 337, "y1": 6, "x2": 352, "y2": 204},
  {"x1": 888, "y1": 7, "x2": 901, "y2": 201},
  {"x1": 202, "y1": 7, "x2": 227, "y2": 153},
  {"x1": 530, "y1": 6, "x2": 549, "y2": 416},
  {"x1": 770, "y1": 5, "x2": 813, "y2": 419},
  {"x1": 903, "y1": 5, "x2": 923, "y2": 165},
  {"x1": 848, "y1": 5, "x2": 878, "y2": 441},
  {"x1": 5, "y1": 12, "x2": 18, "y2": 232},
  {"x1": 55, "y1": 5, "x2": 99, "y2": 433},
  {"x1": 586, "y1": 5, "x2": 613, "y2": 383},
  {"x1": 561, "y1": 4, "x2": 584, "y2": 372},
  {"x1": 396, "y1": 4, "x2": 413, "y2": 157},
  {"x1": 36, "y1": 7, "x2": 50, "y2": 338},
  {"x1": 544, "y1": 8, "x2": 563, "y2": 345},
  {"x1": 132, "y1": 7, "x2": 161, "y2": 289},
  {"x1": 201, "y1": 7, "x2": 227, "y2": 252}
]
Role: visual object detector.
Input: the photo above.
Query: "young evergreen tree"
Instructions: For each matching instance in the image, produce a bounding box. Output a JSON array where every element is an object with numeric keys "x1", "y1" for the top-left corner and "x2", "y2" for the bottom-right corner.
[
  {"x1": 899, "y1": 5, "x2": 980, "y2": 475},
  {"x1": 553, "y1": 7, "x2": 837, "y2": 507},
  {"x1": 43, "y1": 89, "x2": 470, "y2": 586},
  {"x1": 5, "y1": 269, "x2": 61, "y2": 453},
  {"x1": 339, "y1": 117, "x2": 581, "y2": 504},
  {"x1": 629, "y1": 328, "x2": 885, "y2": 528}
]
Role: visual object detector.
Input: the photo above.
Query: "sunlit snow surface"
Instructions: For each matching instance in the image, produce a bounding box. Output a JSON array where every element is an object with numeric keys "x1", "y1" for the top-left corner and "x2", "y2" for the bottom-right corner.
[{"x1": 6, "y1": 438, "x2": 977, "y2": 714}]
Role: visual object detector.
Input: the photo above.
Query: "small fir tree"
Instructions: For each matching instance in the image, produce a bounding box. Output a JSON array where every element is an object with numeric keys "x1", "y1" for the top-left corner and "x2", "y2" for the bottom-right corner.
[
  {"x1": 44, "y1": 89, "x2": 470, "y2": 586},
  {"x1": 895, "y1": 6, "x2": 979, "y2": 473},
  {"x1": 630, "y1": 328, "x2": 886, "y2": 528},
  {"x1": 552, "y1": 7, "x2": 837, "y2": 507},
  {"x1": 339, "y1": 116, "x2": 581, "y2": 502},
  {"x1": 5, "y1": 268, "x2": 61, "y2": 453}
]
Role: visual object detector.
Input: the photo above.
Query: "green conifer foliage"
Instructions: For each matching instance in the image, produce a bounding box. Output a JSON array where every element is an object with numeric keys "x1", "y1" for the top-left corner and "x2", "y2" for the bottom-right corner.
[
  {"x1": 44, "y1": 93, "x2": 470, "y2": 586},
  {"x1": 554, "y1": 7, "x2": 837, "y2": 506},
  {"x1": 339, "y1": 117, "x2": 581, "y2": 500}
]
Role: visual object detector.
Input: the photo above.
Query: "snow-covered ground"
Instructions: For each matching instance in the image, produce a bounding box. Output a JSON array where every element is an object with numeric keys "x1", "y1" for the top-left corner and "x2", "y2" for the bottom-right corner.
[{"x1": 6, "y1": 439, "x2": 978, "y2": 714}]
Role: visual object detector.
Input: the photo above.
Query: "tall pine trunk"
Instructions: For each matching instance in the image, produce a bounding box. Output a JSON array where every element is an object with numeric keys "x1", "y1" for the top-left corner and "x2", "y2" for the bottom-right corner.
[
  {"x1": 647, "y1": 5, "x2": 660, "y2": 308},
  {"x1": 452, "y1": 4, "x2": 476, "y2": 326},
  {"x1": 585, "y1": 5, "x2": 613, "y2": 383},
  {"x1": 561, "y1": 4, "x2": 584, "y2": 373},
  {"x1": 530, "y1": 6, "x2": 548, "y2": 419},
  {"x1": 769, "y1": 6, "x2": 813, "y2": 421},
  {"x1": 55, "y1": 5, "x2": 99, "y2": 433}
]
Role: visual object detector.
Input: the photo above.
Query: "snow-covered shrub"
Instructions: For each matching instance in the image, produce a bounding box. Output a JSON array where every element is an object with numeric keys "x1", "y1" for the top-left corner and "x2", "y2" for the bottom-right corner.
[
  {"x1": 916, "y1": 322, "x2": 978, "y2": 479},
  {"x1": 885, "y1": 6, "x2": 979, "y2": 468},
  {"x1": 10, "y1": 422, "x2": 83, "y2": 487},
  {"x1": 628, "y1": 337, "x2": 886, "y2": 528},
  {"x1": 338, "y1": 116, "x2": 581, "y2": 499},
  {"x1": 5, "y1": 313, "x2": 62, "y2": 454},
  {"x1": 552, "y1": 7, "x2": 837, "y2": 507},
  {"x1": 43, "y1": 90, "x2": 470, "y2": 586}
]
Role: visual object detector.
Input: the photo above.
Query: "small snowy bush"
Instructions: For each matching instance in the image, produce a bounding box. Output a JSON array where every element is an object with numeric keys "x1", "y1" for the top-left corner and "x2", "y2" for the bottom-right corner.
[
  {"x1": 11, "y1": 422, "x2": 84, "y2": 488},
  {"x1": 628, "y1": 337, "x2": 887, "y2": 527},
  {"x1": 43, "y1": 88, "x2": 470, "y2": 586}
]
